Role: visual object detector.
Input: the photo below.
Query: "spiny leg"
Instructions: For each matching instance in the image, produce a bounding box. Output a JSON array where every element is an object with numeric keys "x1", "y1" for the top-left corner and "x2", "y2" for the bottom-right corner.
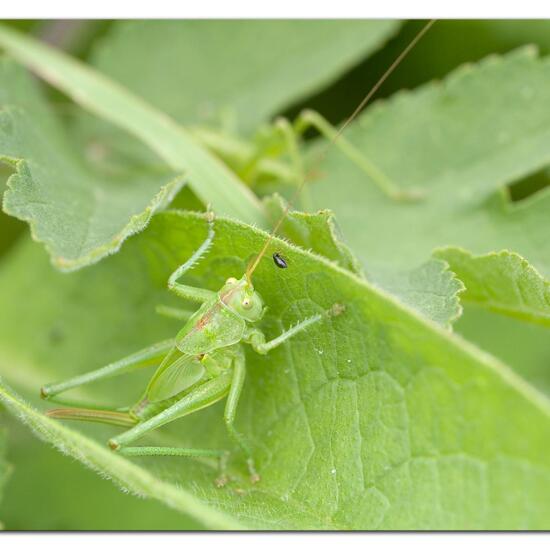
[
  {"x1": 245, "y1": 303, "x2": 345, "y2": 355},
  {"x1": 293, "y1": 109, "x2": 424, "y2": 202},
  {"x1": 118, "y1": 446, "x2": 226, "y2": 459},
  {"x1": 41, "y1": 339, "x2": 174, "y2": 403},
  {"x1": 167, "y1": 211, "x2": 217, "y2": 303}
]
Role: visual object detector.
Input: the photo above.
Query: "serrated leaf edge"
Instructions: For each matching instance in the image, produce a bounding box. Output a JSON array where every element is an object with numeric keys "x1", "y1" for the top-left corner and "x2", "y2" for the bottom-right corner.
[
  {"x1": 434, "y1": 245, "x2": 550, "y2": 327},
  {"x1": 1, "y1": 151, "x2": 187, "y2": 272}
]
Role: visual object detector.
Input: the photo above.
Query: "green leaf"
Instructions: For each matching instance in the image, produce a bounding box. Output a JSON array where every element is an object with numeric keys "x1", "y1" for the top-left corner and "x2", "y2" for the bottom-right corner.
[
  {"x1": 366, "y1": 259, "x2": 465, "y2": 328},
  {"x1": 435, "y1": 247, "x2": 550, "y2": 327},
  {"x1": 91, "y1": 20, "x2": 399, "y2": 134},
  {"x1": 0, "y1": 59, "x2": 186, "y2": 270},
  {"x1": 264, "y1": 195, "x2": 363, "y2": 275},
  {"x1": 0, "y1": 23, "x2": 265, "y2": 230},
  {"x1": 309, "y1": 48, "x2": 550, "y2": 278},
  {"x1": 1, "y1": 212, "x2": 550, "y2": 529}
]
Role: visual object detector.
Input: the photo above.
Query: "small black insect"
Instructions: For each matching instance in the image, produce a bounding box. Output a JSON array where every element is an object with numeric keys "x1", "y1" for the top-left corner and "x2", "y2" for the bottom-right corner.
[{"x1": 272, "y1": 252, "x2": 288, "y2": 269}]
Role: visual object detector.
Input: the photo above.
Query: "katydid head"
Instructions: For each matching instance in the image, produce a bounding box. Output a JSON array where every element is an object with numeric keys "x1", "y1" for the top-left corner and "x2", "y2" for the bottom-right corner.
[{"x1": 221, "y1": 275, "x2": 265, "y2": 322}]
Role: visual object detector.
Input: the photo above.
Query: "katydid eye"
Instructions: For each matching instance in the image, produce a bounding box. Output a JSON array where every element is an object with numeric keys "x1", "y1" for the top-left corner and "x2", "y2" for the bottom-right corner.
[
  {"x1": 242, "y1": 298, "x2": 252, "y2": 309},
  {"x1": 226, "y1": 277, "x2": 238, "y2": 285}
]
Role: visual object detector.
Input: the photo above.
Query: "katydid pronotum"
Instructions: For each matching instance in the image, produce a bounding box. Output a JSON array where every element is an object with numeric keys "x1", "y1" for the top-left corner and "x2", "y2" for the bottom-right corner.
[{"x1": 41, "y1": 20, "x2": 435, "y2": 485}]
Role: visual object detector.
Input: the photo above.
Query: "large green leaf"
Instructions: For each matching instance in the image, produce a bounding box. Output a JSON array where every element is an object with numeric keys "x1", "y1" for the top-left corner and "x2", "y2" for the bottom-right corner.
[
  {"x1": 309, "y1": 48, "x2": 550, "y2": 279},
  {"x1": 0, "y1": 59, "x2": 184, "y2": 270},
  {"x1": 0, "y1": 211, "x2": 549, "y2": 529}
]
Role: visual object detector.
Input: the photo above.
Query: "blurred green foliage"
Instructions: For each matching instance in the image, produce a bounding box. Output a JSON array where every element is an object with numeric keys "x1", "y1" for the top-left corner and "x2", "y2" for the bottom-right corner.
[{"x1": 1, "y1": 19, "x2": 550, "y2": 530}]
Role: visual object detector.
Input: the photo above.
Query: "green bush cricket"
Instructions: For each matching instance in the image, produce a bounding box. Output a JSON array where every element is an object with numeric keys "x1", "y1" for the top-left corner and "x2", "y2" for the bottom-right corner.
[{"x1": 40, "y1": 21, "x2": 435, "y2": 485}]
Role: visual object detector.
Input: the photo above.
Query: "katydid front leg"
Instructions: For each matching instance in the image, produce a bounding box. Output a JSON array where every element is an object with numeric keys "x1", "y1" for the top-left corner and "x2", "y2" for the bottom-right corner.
[
  {"x1": 245, "y1": 303, "x2": 345, "y2": 355},
  {"x1": 167, "y1": 211, "x2": 217, "y2": 303}
]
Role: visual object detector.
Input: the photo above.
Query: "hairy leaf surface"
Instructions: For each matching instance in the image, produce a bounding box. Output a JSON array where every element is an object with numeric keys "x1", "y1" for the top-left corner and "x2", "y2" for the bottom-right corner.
[
  {"x1": 0, "y1": 212, "x2": 549, "y2": 529},
  {"x1": 265, "y1": 196, "x2": 465, "y2": 327},
  {"x1": 366, "y1": 260, "x2": 465, "y2": 328},
  {"x1": 0, "y1": 59, "x2": 183, "y2": 270}
]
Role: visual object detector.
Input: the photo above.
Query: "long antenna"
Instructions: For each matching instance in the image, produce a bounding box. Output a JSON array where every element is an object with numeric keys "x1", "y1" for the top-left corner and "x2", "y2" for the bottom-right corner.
[{"x1": 246, "y1": 19, "x2": 436, "y2": 281}]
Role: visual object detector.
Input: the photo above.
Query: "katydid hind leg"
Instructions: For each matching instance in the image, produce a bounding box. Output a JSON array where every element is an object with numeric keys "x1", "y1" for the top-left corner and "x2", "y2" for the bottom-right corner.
[
  {"x1": 108, "y1": 372, "x2": 233, "y2": 478},
  {"x1": 117, "y1": 445, "x2": 231, "y2": 486},
  {"x1": 43, "y1": 394, "x2": 131, "y2": 411},
  {"x1": 46, "y1": 406, "x2": 136, "y2": 427}
]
